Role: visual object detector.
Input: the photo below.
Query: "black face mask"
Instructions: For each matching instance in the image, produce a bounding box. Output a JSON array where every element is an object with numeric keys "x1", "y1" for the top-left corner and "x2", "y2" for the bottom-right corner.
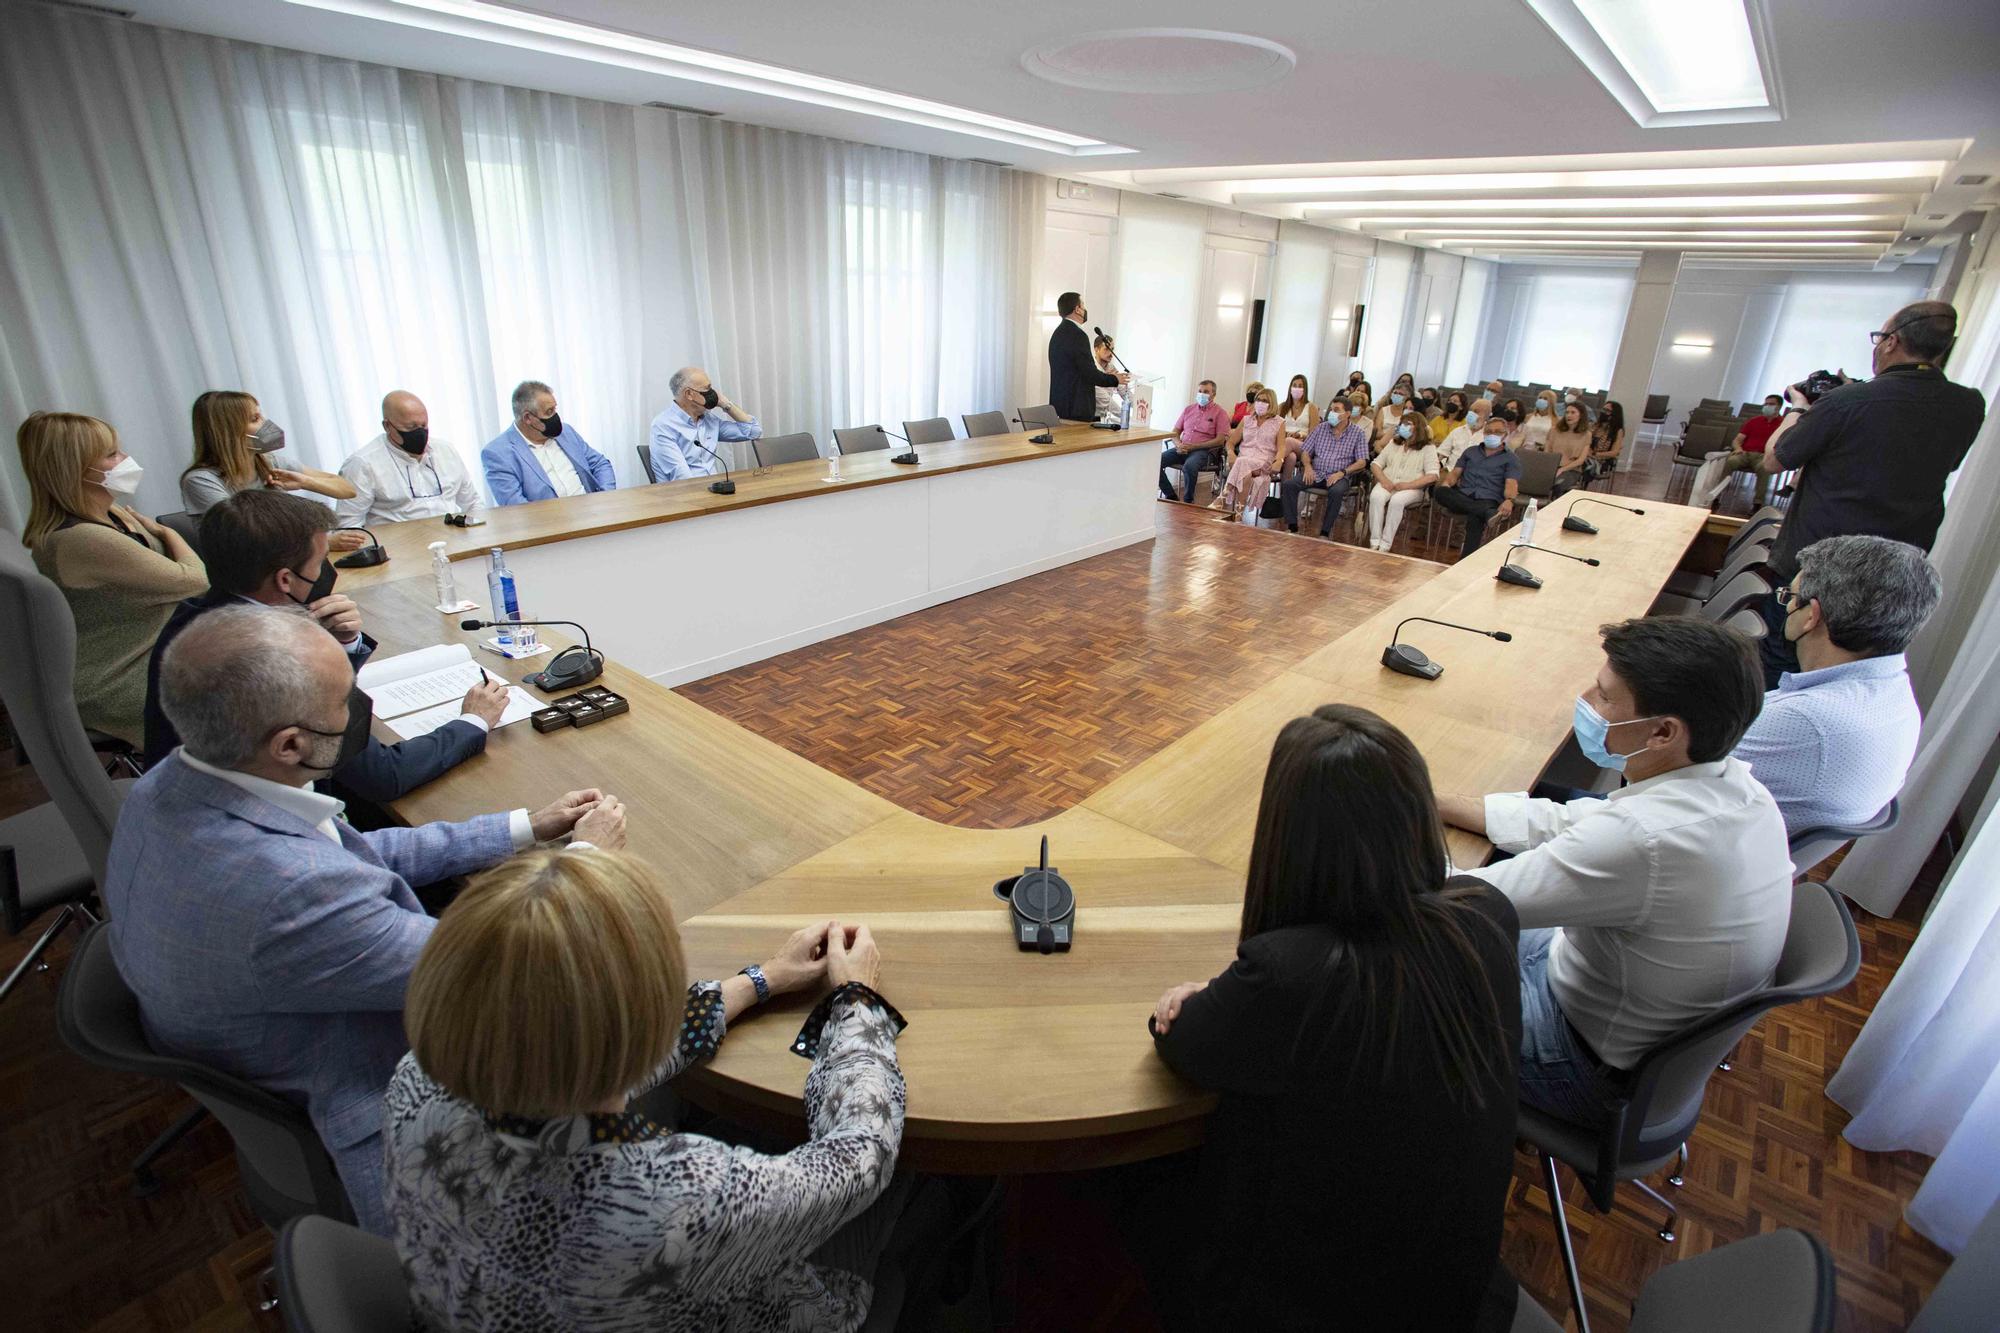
[
  {"x1": 536, "y1": 411, "x2": 562, "y2": 439},
  {"x1": 391, "y1": 424, "x2": 429, "y2": 455},
  {"x1": 698, "y1": 387, "x2": 720, "y2": 411},
  {"x1": 292, "y1": 687, "x2": 373, "y2": 772},
  {"x1": 285, "y1": 557, "x2": 337, "y2": 606}
]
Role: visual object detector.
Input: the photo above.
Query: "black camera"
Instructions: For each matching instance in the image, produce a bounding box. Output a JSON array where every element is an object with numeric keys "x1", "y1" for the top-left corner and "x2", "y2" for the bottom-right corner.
[{"x1": 1795, "y1": 369, "x2": 1846, "y2": 403}]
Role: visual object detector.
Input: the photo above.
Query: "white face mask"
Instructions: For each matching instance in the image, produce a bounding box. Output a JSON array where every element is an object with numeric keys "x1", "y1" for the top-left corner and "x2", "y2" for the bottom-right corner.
[{"x1": 90, "y1": 456, "x2": 144, "y2": 498}]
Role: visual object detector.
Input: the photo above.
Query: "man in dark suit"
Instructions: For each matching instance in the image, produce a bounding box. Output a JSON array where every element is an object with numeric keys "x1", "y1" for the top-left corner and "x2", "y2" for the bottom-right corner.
[
  {"x1": 1048, "y1": 290, "x2": 1127, "y2": 421},
  {"x1": 142, "y1": 489, "x2": 507, "y2": 802}
]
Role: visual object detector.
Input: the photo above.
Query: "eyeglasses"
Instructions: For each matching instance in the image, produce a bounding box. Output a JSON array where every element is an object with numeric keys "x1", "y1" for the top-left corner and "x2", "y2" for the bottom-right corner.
[
  {"x1": 1774, "y1": 585, "x2": 1807, "y2": 610},
  {"x1": 400, "y1": 459, "x2": 444, "y2": 499},
  {"x1": 1869, "y1": 319, "x2": 1922, "y2": 345}
]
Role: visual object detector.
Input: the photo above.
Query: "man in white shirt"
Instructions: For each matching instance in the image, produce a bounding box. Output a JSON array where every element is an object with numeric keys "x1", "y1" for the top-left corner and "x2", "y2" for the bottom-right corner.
[
  {"x1": 1734, "y1": 534, "x2": 1939, "y2": 837},
  {"x1": 337, "y1": 391, "x2": 484, "y2": 528},
  {"x1": 648, "y1": 365, "x2": 764, "y2": 482},
  {"x1": 482, "y1": 380, "x2": 618, "y2": 506},
  {"x1": 1439, "y1": 617, "x2": 1791, "y2": 1125}
]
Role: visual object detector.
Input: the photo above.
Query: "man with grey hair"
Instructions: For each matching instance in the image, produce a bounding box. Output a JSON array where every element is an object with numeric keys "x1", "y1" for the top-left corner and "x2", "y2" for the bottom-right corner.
[
  {"x1": 647, "y1": 365, "x2": 763, "y2": 483},
  {"x1": 104, "y1": 603, "x2": 626, "y2": 1234},
  {"x1": 1754, "y1": 298, "x2": 1983, "y2": 685},
  {"x1": 481, "y1": 379, "x2": 617, "y2": 506},
  {"x1": 1734, "y1": 534, "x2": 1942, "y2": 836}
]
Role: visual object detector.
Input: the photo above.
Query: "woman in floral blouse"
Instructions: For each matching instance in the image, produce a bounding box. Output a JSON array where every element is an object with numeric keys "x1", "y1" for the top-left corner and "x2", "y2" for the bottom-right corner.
[{"x1": 386, "y1": 848, "x2": 907, "y2": 1332}]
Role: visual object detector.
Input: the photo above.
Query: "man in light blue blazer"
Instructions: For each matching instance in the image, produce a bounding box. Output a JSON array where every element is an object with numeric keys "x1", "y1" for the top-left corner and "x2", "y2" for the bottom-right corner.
[
  {"x1": 481, "y1": 378, "x2": 618, "y2": 506},
  {"x1": 105, "y1": 604, "x2": 626, "y2": 1233}
]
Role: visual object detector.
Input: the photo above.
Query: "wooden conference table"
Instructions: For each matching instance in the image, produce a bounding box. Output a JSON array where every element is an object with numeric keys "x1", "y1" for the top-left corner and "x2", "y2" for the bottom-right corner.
[{"x1": 344, "y1": 428, "x2": 1713, "y2": 1172}]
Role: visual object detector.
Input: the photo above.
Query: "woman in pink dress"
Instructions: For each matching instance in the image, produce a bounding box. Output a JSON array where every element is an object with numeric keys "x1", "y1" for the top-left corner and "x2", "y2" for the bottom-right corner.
[{"x1": 1211, "y1": 387, "x2": 1284, "y2": 518}]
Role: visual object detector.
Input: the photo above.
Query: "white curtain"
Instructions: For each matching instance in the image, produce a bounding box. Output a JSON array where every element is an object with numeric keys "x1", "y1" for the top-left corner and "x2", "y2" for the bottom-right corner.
[
  {"x1": 1361, "y1": 245, "x2": 1415, "y2": 386},
  {"x1": 1265, "y1": 222, "x2": 1335, "y2": 401},
  {"x1": 1445, "y1": 260, "x2": 1494, "y2": 387},
  {"x1": 1512, "y1": 270, "x2": 1635, "y2": 390}
]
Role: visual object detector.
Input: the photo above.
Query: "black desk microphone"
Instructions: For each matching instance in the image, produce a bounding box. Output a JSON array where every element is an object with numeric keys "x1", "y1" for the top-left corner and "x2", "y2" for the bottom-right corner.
[
  {"x1": 1011, "y1": 414, "x2": 1055, "y2": 445},
  {"x1": 1562, "y1": 495, "x2": 1646, "y2": 534},
  {"x1": 681, "y1": 437, "x2": 737, "y2": 495},
  {"x1": 1091, "y1": 325, "x2": 1132, "y2": 375},
  {"x1": 332, "y1": 526, "x2": 388, "y2": 568},
  {"x1": 1382, "y1": 616, "x2": 1511, "y2": 681},
  {"x1": 460, "y1": 618, "x2": 604, "y2": 691},
  {"x1": 875, "y1": 426, "x2": 920, "y2": 466},
  {"x1": 1498, "y1": 542, "x2": 1601, "y2": 588}
]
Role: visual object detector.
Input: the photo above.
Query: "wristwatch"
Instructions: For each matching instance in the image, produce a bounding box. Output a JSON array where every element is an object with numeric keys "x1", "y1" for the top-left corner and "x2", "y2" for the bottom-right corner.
[{"x1": 739, "y1": 964, "x2": 770, "y2": 1004}]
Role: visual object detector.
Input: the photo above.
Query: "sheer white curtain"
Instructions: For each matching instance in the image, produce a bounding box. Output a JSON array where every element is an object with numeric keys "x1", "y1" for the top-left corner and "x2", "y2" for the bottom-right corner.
[
  {"x1": 1265, "y1": 223, "x2": 1335, "y2": 400},
  {"x1": 1512, "y1": 270, "x2": 1634, "y2": 389},
  {"x1": 1113, "y1": 193, "x2": 1205, "y2": 423},
  {"x1": 0, "y1": 8, "x2": 643, "y2": 521}
]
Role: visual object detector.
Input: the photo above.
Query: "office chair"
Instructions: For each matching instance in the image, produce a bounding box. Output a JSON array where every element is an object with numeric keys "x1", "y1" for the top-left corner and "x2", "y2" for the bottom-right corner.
[
  {"x1": 635, "y1": 444, "x2": 658, "y2": 483},
  {"x1": 1657, "y1": 533, "x2": 1775, "y2": 610},
  {"x1": 1510, "y1": 1228, "x2": 1836, "y2": 1333},
  {"x1": 1789, "y1": 796, "x2": 1898, "y2": 877},
  {"x1": 1511, "y1": 450, "x2": 1564, "y2": 506},
  {"x1": 902, "y1": 417, "x2": 955, "y2": 446},
  {"x1": 1518, "y1": 879, "x2": 1860, "y2": 1333},
  {"x1": 1639, "y1": 394, "x2": 1671, "y2": 444},
  {"x1": 274, "y1": 1216, "x2": 410, "y2": 1333},
  {"x1": 753, "y1": 432, "x2": 821, "y2": 467},
  {"x1": 961, "y1": 410, "x2": 1011, "y2": 439},
  {"x1": 1667, "y1": 421, "x2": 1733, "y2": 501},
  {"x1": 1014, "y1": 404, "x2": 1062, "y2": 432},
  {"x1": 156, "y1": 511, "x2": 203, "y2": 556},
  {"x1": 57, "y1": 923, "x2": 356, "y2": 1226},
  {"x1": 833, "y1": 426, "x2": 891, "y2": 455}
]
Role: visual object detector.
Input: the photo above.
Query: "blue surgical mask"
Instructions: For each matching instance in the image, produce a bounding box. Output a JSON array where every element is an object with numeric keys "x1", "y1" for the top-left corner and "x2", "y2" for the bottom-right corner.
[
  {"x1": 1761, "y1": 403, "x2": 1779, "y2": 417},
  {"x1": 1572, "y1": 696, "x2": 1664, "y2": 772},
  {"x1": 1483, "y1": 433, "x2": 1506, "y2": 449},
  {"x1": 1390, "y1": 392, "x2": 1406, "y2": 406},
  {"x1": 1537, "y1": 399, "x2": 1552, "y2": 413},
  {"x1": 1196, "y1": 392, "x2": 1212, "y2": 407},
  {"x1": 1396, "y1": 423, "x2": 1413, "y2": 440},
  {"x1": 1466, "y1": 413, "x2": 1482, "y2": 429}
]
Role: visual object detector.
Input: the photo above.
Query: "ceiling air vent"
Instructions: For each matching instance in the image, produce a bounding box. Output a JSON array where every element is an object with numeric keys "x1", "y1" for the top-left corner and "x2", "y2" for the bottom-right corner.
[
  {"x1": 1954, "y1": 174, "x2": 1991, "y2": 187},
  {"x1": 968, "y1": 158, "x2": 1010, "y2": 167}
]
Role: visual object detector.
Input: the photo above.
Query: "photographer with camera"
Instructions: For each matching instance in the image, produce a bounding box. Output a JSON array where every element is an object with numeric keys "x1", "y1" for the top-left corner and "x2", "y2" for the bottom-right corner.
[{"x1": 1753, "y1": 300, "x2": 1984, "y2": 686}]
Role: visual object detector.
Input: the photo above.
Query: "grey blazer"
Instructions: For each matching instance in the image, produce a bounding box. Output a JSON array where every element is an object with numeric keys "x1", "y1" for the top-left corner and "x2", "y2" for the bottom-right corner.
[{"x1": 103, "y1": 753, "x2": 514, "y2": 1233}]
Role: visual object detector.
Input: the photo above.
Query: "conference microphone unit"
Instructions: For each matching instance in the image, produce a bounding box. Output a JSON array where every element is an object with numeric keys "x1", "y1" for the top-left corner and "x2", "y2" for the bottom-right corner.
[
  {"x1": 1091, "y1": 325, "x2": 1132, "y2": 375},
  {"x1": 875, "y1": 426, "x2": 920, "y2": 466},
  {"x1": 1561, "y1": 495, "x2": 1646, "y2": 534},
  {"x1": 331, "y1": 525, "x2": 388, "y2": 568},
  {"x1": 1382, "y1": 615, "x2": 1511, "y2": 681},
  {"x1": 1011, "y1": 415, "x2": 1055, "y2": 445},
  {"x1": 460, "y1": 618, "x2": 605, "y2": 691},
  {"x1": 681, "y1": 437, "x2": 738, "y2": 495}
]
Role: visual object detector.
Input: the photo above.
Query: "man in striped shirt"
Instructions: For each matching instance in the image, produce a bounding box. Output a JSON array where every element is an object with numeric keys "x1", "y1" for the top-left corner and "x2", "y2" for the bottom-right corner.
[{"x1": 1279, "y1": 399, "x2": 1372, "y2": 538}]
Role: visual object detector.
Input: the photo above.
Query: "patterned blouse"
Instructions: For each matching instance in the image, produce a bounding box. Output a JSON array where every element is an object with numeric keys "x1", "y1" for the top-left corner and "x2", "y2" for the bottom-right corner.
[{"x1": 383, "y1": 982, "x2": 907, "y2": 1332}]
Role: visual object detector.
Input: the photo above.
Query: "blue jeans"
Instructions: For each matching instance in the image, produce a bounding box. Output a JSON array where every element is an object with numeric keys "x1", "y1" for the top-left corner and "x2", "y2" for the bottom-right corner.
[
  {"x1": 1160, "y1": 446, "x2": 1219, "y2": 501},
  {"x1": 1517, "y1": 928, "x2": 1624, "y2": 1127},
  {"x1": 1279, "y1": 471, "x2": 1358, "y2": 535}
]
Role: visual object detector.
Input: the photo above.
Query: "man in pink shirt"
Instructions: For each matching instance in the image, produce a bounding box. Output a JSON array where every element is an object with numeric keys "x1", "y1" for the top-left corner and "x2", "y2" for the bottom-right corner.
[{"x1": 1160, "y1": 378, "x2": 1233, "y2": 502}]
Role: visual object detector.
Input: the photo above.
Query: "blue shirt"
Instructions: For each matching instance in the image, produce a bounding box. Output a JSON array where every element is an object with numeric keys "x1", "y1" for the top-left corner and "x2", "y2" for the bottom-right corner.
[
  {"x1": 647, "y1": 402, "x2": 763, "y2": 482},
  {"x1": 1732, "y1": 654, "x2": 1920, "y2": 836},
  {"x1": 1452, "y1": 443, "x2": 1522, "y2": 502}
]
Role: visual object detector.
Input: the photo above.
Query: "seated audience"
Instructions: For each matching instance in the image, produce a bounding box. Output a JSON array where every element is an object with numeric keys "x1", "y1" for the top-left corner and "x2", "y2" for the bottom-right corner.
[
  {"x1": 1348, "y1": 389, "x2": 1378, "y2": 451},
  {"x1": 649, "y1": 365, "x2": 764, "y2": 482},
  {"x1": 1438, "y1": 617, "x2": 1790, "y2": 1125},
  {"x1": 1278, "y1": 397, "x2": 1371, "y2": 538},
  {"x1": 1212, "y1": 388, "x2": 1283, "y2": 518},
  {"x1": 1230, "y1": 379, "x2": 1267, "y2": 428},
  {"x1": 1735, "y1": 535, "x2": 1940, "y2": 837},
  {"x1": 1146, "y1": 705, "x2": 1519, "y2": 1328},
  {"x1": 484, "y1": 379, "x2": 616, "y2": 505},
  {"x1": 1513, "y1": 392, "x2": 1556, "y2": 451},
  {"x1": 1417, "y1": 387, "x2": 1442, "y2": 418},
  {"x1": 1712, "y1": 394, "x2": 1786, "y2": 487},
  {"x1": 1344, "y1": 371, "x2": 1368, "y2": 397},
  {"x1": 1159, "y1": 379, "x2": 1232, "y2": 503},
  {"x1": 1366, "y1": 411, "x2": 1440, "y2": 552},
  {"x1": 1547, "y1": 402, "x2": 1593, "y2": 492},
  {"x1": 1375, "y1": 377, "x2": 1414, "y2": 440},
  {"x1": 141, "y1": 490, "x2": 507, "y2": 799},
  {"x1": 1435, "y1": 396, "x2": 1489, "y2": 472},
  {"x1": 17, "y1": 411, "x2": 207, "y2": 747},
  {"x1": 1482, "y1": 378, "x2": 1505, "y2": 403},
  {"x1": 1429, "y1": 425, "x2": 1521, "y2": 560},
  {"x1": 1278, "y1": 373, "x2": 1318, "y2": 446},
  {"x1": 1499, "y1": 397, "x2": 1527, "y2": 427},
  {"x1": 388, "y1": 851, "x2": 908, "y2": 1332},
  {"x1": 106, "y1": 604, "x2": 624, "y2": 1234},
  {"x1": 1093, "y1": 335, "x2": 1125, "y2": 420},
  {"x1": 180, "y1": 389, "x2": 357, "y2": 518},
  {"x1": 1585, "y1": 400, "x2": 1627, "y2": 480},
  {"x1": 337, "y1": 391, "x2": 484, "y2": 527}
]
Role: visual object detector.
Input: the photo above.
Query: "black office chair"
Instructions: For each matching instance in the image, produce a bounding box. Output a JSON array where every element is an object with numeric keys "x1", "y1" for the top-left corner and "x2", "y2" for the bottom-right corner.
[
  {"x1": 275, "y1": 1215, "x2": 409, "y2": 1333},
  {"x1": 902, "y1": 417, "x2": 955, "y2": 446},
  {"x1": 156, "y1": 511, "x2": 203, "y2": 556},
  {"x1": 1014, "y1": 404, "x2": 1062, "y2": 432},
  {"x1": 635, "y1": 444, "x2": 658, "y2": 483},
  {"x1": 56, "y1": 923, "x2": 356, "y2": 1226},
  {"x1": 754, "y1": 432, "x2": 821, "y2": 467},
  {"x1": 1518, "y1": 879, "x2": 1860, "y2": 1333},
  {"x1": 1789, "y1": 796, "x2": 1898, "y2": 877},
  {"x1": 833, "y1": 426, "x2": 891, "y2": 455},
  {"x1": 962, "y1": 410, "x2": 1010, "y2": 438},
  {"x1": 1639, "y1": 393, "x2": 1671, "y2": 443},
  {"x1": 1511, "y1": 1228, "x2": 1836, "y2": 1332}
]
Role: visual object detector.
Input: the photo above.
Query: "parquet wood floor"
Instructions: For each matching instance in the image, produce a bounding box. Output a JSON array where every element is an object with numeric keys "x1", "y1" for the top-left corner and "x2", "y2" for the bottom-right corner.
[{"x1": 0, "y1": 433, "x2": 1949, "y2": 1332}]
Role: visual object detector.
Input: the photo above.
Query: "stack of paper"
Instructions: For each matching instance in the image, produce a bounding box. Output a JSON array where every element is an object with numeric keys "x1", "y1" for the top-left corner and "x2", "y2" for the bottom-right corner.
[{"x1": 356, "y1": 643, "x2": 540, "y2": 741}]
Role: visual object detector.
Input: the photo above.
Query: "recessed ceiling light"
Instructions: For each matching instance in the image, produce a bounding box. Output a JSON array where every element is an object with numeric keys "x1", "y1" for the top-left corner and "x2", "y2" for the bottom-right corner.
[
  {"x1": 280, "y1": 0, "x2": 1132, "y2": 156},
  {"x1": 1522, "y1": 0, "x2": 1779, "y2": 128},
  {"x1": 643, "y1": 101, "x2": 721, "y2": 117},
  {"x1": 1400, "y1": 229, "x2": 1896, "y2": 241},
  {"x1": 1435, "y1": 238, "x2": 1882, "y2": 250}
]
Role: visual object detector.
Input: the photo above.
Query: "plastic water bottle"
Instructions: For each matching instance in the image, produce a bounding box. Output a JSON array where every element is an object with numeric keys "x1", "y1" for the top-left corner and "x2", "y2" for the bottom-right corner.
[
  {"x1": 1119, "y1": 388, "x2": 1132, "y2": 431},
  {"x1": 429, "y1": 541, "x2": 457, "y2": 611},
  {"x1": 485, "y1": 548, "x2": 519, "y2": 647},
  {"x1": 1519, "y1": 497, "x2": 1539, "y2": 546},
  {"x1": 827, "y1": 443, "x2": 841, "y2": 482}
]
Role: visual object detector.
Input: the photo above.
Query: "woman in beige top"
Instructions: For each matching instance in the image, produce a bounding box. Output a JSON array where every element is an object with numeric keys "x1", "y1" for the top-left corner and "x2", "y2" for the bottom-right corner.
[
  {"x1": 1546, "y1": 402, "x2": 1593, "y2": 492},
  {"x1": 18, "y1": 412, "x2": 209, "y2": 747},
  {"x1": 1365, "y1": 411, "x2": 1440, "y2": 553},
  {"x1": 180, "y1": 389, "x2": 358, "y2": 523}
]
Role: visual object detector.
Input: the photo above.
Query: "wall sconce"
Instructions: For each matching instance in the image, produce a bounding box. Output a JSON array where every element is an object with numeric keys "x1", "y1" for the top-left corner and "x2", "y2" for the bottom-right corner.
[{"x1": 1670, "y1": 337, "x2": 1714, "y2": 354}]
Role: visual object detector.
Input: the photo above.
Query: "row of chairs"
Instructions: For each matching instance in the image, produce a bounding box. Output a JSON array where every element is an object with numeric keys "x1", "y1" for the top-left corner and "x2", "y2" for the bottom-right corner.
[{"x1": 633, "y1": 407, "x2": 1069, "y2": 482}]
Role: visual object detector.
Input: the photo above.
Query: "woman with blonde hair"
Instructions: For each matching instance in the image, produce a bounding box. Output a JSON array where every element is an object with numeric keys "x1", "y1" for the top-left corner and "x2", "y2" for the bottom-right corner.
[
  {"x1": 387, "y1": 847, "x2": 911, "y2": 1332},
  {"x1": 1365, "y1": 410, "x2": 1441, "y2": 552},
  {"x1": 16, "y1": 411, "x2": 207, "y2": 746},
  {"x1": 1230, "y1": 379, "x2": 1266, "y2": 428},
  {"x1": 180, "y1": 390, "x2": 356, "y2": 519},
  {"x1": 1212, "y1": 386, "x2": 1285, "y2": 520}
]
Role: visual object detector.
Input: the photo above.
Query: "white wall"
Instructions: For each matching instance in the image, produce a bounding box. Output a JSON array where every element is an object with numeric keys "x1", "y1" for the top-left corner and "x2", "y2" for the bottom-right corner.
[
  {"x1": 1444, "y1": 259, "x2": 1494, "y2": 387},
  {"x1": 1360, "y1": 243, "x2": 1416, "y2": 388}
]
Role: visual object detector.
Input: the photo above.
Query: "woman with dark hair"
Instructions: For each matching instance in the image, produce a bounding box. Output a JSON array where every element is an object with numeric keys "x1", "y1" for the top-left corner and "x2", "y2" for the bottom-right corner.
[
  {"x1": 1587, "y1": 400, "x2": 1628, "y2": 483},
  {"x1": 1145, "y1": 705, "x2": 1521, "y2": 1330}
]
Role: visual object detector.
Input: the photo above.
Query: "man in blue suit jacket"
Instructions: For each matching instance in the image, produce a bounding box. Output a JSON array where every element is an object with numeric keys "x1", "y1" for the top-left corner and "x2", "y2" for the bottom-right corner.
[
  {"x1": 141, "y1": 490, "x2": 509, "y2": 803},
  {"x1": 108, "y1": 605, "x2": 625, "y2": 1233},
  {"x1": 481, "y1": 379, "x2": 617, "y2": 505}
]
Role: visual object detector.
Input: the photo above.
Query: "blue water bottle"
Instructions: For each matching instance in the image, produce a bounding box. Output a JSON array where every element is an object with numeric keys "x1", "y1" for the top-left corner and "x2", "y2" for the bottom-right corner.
[{"x1": 486, "y1": 548, "x2": 519, "y2": 647}]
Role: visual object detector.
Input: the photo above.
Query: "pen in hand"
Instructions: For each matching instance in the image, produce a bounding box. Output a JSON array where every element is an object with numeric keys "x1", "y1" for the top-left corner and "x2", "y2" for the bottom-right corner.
[{"x1": 479, "y1": 666, "x2": 490, "y2": 685}]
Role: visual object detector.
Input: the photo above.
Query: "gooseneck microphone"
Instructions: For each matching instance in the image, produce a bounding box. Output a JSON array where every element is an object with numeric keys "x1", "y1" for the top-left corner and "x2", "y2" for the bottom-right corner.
[
  {"x1": 331, "y1": 525, "x2": 388, "y2": 569},
  {"x1": 1011, "y1": 414, "x2": 1055, "y2": 445},
  {"x1": 460, "y1": 618, "x2": 604, "y2": 691},
  {"x1": 1091, "y1": 325, "x2": 1132, "y2": 375},
  {"x1": 680, "y1": 437, "x2": 737, "y2": 495},
  {"x1": 1382, "y1": 615, "x2": 1511, "y2": 680},
  {"x1": 875, "y1": 426, "x2": 920, "y2": 466},
  {"x1": 1562, "y1": 495, "x2": 1646, "y2": 534}
]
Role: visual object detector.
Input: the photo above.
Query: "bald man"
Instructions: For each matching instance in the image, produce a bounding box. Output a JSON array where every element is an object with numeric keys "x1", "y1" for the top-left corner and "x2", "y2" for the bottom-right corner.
[
  {"x1": 337, "y1": 390, "x2": 485, "y2": 527},
  {"x1": 647, "y1": 365, "x2": 762, "y2": 482}
]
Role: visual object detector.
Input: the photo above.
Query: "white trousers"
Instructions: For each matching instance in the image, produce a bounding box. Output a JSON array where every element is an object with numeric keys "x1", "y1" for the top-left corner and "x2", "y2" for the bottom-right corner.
[{"x1": 1368, "y1": 485, "x2": 1425, "y2": 548}]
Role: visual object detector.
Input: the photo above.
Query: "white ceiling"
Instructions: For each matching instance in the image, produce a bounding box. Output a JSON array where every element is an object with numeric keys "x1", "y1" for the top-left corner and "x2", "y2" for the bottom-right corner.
[{"x1": 95, "y1": 0, "x2": 2000, "y2": 263}]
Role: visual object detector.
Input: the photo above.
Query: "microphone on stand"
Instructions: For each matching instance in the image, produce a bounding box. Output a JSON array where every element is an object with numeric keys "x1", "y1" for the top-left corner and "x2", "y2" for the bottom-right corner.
[
  {"x1": 1498, "y1": 542, "x2": 1601, "y2": 588},
  {"x1": 460, "y1": 618, "x2": 604, "y2": 691},
  {"x1": 1382, "y1": 615, "x2": 1511, "y2": 680},
  {"x1": 1091, "y1": 326, "x2": 1132, "y2": 375},
  {"x1": 680, "y1": 437, "x2": 737, "y2": 495},
  {"x1": 1561, "y1": 495, "x2": 1646, "y2": 534},
  {"x1": 875, "y1": 426, "x2": 920, "y2": 466},
  {"x1": 1011, "y1": 415, "x2": 1055, "y2": 445},
  {"x1": 331, "y1": 526, "x2": 388, "y2": 568}
]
